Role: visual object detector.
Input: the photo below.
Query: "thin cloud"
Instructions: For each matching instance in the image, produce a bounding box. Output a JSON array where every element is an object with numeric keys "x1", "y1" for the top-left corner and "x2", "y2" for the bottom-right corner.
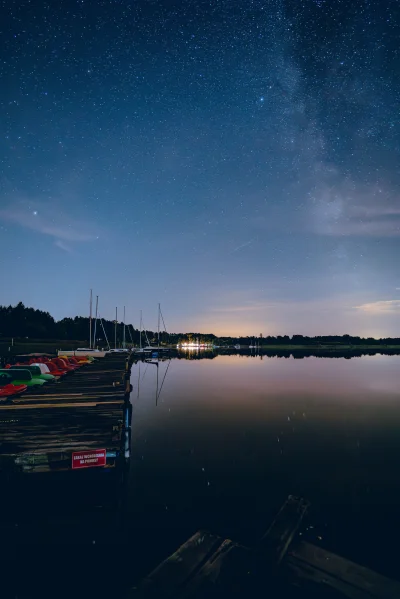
[
  {"x1": 333, "y1": 219, "x2": 400, "y2": 237},
  {"x1": 0, "y1": 199, "x2": 101, "y2": 243},
  {"x1": 194, "y1": 294, "x2": 362, "y2": 337},
  {"x1": 211, "y1": 301, "x2": 275, "y2": 313},
  {"x1": 55, "y1": 239, "x2": 73, "y2": 253},
  {"x1": 355, "y1": 300, "x2": 400, "y2": 314},
  {"x1": 210, "y1": 298, "x2": 340, "y2": 314},
  {"x1": 311, "y1": 179, "x2": 400, "y2": 237}
]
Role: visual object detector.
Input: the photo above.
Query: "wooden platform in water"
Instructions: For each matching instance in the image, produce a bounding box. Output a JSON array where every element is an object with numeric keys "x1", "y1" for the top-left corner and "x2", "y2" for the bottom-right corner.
[
  {"x1": 129, "y1": 495, "x2": 400, "y2": 599},
  {"x1": 0, "y1": 353, "x2": 133, "y2": 473}
]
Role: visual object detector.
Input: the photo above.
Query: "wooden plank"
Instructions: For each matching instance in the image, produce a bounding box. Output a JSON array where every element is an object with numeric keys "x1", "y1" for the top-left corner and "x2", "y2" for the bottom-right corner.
[
  {"x1": 131, "y1": 531, "x2": 224, "y2": 599},
  {"x1": 179, "y1": 540, "x2": 251, "y2": 599},
  {"x1": 0, "y1": 400, "x2": 124, "y2": 410},
  {"x1": 285, "y1": 554, "x2": 370, "y2": 599},
  {"x1": 260, "y1": 495, "x2": 310, "y2": 565},
  {"x1": 13, "y1": 463, "x2": 117, "y2": 474},
  {"x1": 286, "y1": 541, "x2": 400, "y2": 599},
  {"x1": 17, "y1": 393, "x2": 85, "y2": 398},
  {"x1": 10, "y1": 394, "x2": 124, "y2": 404}
]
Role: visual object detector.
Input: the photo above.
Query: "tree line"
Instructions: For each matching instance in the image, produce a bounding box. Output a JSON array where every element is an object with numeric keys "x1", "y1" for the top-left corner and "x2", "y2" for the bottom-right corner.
[
  {"x1": 0, "y1": 302, "x2": 154, "y2": 347},
  {"x1": 0, "y1": 303, "x2": 399, "y2": 347}
]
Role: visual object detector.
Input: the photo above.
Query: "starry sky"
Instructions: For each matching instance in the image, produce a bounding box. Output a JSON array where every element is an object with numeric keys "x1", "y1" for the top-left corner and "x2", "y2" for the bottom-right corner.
[{"x1": 1, "y1": 0, "x2": 399, "y2": 337}]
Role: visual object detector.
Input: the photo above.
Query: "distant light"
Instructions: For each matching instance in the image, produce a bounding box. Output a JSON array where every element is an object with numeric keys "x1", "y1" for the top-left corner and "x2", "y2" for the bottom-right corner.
[{"x1": 33, "y1": 211, "x2": 38, "y2": 216}]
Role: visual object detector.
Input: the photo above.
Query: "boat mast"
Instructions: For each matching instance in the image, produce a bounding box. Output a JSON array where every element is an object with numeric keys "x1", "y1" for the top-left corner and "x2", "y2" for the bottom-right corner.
[
  {"x1": 159, "y1": 305, "x2": 167, "y2": 344},
  {"x1": 127, "y1": 323, "x2": 134, "y2": 345},
  {"x1": 157, "y1": 303, "x2": 160, "y2": 350},
  {"x1": 123, "y1": 306, "x2": 126, "y2": 349},
  {"x1": 89, "y1": 289, "x2": 93, "y2": 349},
  {"x1": 143, "y1": 320, "x2": 151, "y2": 347},
  {"x1": 99, "y1": 315, "x2": 110, "y2": 351},
  {"x1": 93, "y1": 295, "x2": 99, "y2": 348},
  {"x1": 131, "y1": 325, "x2": 135, "y2": 347},
  {"x1": 115, "y1": 307, "x2": 117, "y2": 349},
  {"x1": 140, "y1": 310, "x2": 142, "y2": 350}
]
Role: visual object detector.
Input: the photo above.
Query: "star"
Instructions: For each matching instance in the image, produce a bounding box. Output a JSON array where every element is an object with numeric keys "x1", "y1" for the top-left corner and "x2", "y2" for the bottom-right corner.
[{"x1": 0, "y1": 0, "x2": 398, "y2": 337}]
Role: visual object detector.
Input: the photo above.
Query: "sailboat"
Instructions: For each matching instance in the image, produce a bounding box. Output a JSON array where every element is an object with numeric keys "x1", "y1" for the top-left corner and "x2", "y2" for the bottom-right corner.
[
  {"x1": 135, "y1": 305, "x2": 170, "y2": 356},
  {"x1": 135, "y1": 311, "x2": 151, "y2": 355},
  {"x1": 58, "y1": 291, "x2": 109, "y2": 357},
  {"x1": 108, "y1": 306, "x2": 130, "y2": 353}
]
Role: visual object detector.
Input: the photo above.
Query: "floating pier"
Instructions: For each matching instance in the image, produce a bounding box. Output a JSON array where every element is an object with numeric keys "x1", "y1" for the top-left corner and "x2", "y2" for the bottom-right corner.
[
  {"x1": 0, "y1": 352, "x2": 133, "y2": 473},
  {"x1": 0, "y1": 352, "x2": 135, "y2": 544}
]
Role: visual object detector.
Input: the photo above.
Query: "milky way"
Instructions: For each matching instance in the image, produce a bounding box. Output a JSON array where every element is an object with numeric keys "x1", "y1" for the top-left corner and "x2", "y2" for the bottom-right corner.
[{"x1": 1, "y1": 1, "x2": 399, "y2": 336}]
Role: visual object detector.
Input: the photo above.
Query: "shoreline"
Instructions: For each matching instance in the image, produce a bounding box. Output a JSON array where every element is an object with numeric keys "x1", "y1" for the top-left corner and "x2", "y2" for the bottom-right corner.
[{"x1": 2, "y1": 341, "x2": 400, "y2": 360}]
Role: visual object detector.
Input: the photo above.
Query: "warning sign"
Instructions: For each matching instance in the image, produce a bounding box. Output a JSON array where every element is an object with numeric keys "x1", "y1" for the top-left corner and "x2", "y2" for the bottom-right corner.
[{"x1": 72, "y1": 449, "x2": 106, "y2": 470}]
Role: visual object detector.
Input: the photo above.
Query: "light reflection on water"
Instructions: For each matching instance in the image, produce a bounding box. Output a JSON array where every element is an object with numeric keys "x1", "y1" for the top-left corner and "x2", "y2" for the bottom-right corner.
[{"x1": 128, "y1": 353, "x2": 400, "y2": 576}]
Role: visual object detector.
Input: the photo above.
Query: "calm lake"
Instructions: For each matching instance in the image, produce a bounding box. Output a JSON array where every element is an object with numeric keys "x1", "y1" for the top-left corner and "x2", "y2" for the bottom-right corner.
[
  {"x1": 5, "y1": 351, "x2": 400, "y2": 597},
  {"x1": 128, "y1": 351, "x2": 400, "y2": 579}
]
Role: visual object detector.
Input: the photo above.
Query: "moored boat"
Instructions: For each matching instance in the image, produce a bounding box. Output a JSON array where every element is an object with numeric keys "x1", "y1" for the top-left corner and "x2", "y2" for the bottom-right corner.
[
  {"x1": 0, "y1": 380, "x2": 28, "y2": 399},
  {"x1": 0, "y1": 368, "x2": 46, "y2": 387},
  {"x1": 58, "y1": 348, "x2": 109, "y2": 358},
  {"x1": 5, "y1": 364, "x2": 56, "y2": 382}
]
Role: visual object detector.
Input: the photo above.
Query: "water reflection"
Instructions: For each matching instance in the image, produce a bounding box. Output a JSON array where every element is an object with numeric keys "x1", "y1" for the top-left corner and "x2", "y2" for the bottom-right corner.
[
  {"x1": 136, "y1": 357, "x2": 172, "y2": 405},
  {"x1": 174, "y1": 347, "x2": 400, "y2": 360},
  {"x1": 129, "y1": 353, "x2": 400, "y2": 577}
]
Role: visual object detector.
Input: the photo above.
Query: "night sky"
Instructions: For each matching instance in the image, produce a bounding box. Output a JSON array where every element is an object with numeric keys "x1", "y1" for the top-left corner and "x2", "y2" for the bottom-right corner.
[{"x1": 1, "y1": 1, "x2": 399, "y2": 336}]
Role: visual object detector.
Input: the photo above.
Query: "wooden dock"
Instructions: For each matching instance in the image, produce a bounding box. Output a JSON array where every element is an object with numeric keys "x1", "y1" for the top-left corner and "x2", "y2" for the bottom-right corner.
[
  {"x1": 128, "y1": 495, "x2": 400, "y2": 599},
  {"x1": 0, "y1": 353, "x2": 133, "y2": 474},
  {"x1": 0, "y1": 352, "x2": 135, "y2": 550}
]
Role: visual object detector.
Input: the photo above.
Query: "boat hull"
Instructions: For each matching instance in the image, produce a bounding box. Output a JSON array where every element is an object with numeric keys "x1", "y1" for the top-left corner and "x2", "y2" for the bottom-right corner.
[{"x1": 58, "y1": 350, "x2": 108, "y2": 358}]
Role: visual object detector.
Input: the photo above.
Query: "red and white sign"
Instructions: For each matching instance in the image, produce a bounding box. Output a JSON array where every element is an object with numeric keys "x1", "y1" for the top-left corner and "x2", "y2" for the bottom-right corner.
[{"x1": 72, "y1": 449, "x2": 106, "y2": 470}]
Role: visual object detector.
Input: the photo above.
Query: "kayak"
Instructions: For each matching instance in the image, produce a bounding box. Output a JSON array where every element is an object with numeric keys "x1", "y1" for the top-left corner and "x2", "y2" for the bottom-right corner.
[
  {"x1": 0, "y1": 382, "x2": 28, "y2": 398},
  {"x1": 0, "y1": 369, "x2": 46, "y2": 387},
  {"x1": 5, "y1": 364, "x2": 56, "y2": 382}
]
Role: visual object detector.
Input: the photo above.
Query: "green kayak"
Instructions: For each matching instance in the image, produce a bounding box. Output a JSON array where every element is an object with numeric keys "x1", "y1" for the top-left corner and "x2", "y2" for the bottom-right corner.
[
  {"x1": 0, "y1": 369, "x2": 46, "y2": 387},
  {"x1": 10, "y1": 365, "x2": 55, "y2": 382}
]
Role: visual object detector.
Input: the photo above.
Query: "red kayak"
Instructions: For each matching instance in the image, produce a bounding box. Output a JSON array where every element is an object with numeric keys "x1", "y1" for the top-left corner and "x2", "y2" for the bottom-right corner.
[
  {"x1": 43, "y1": 361, "x2": 68, "y2": 377},
  {"x1": 0, "y1": 383, "x2": 28, "y2": 398},
  {"x1": 58, "y1": 357, "x2": 82, "y2": 368},
  {"x1": 51, "y1": 358, "x2": 76, "y2": 371},
  {"x1": 66, "y1": 357, "x2": 84, "y2": 367},
  {"x1": 55, "y1": 358, "x2": 81, "y2": 371}
]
